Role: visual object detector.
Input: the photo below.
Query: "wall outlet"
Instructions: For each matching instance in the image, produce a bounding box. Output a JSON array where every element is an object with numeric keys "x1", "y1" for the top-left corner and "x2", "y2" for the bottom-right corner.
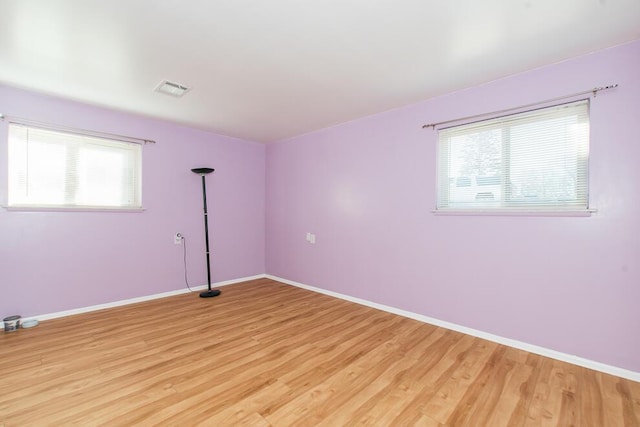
[
  {"x1": 306, "y1": 232, "x2": 316, "y2": 244},
  {"x1": 174, "y1": 233, "x2": 183, "y2": 245}
]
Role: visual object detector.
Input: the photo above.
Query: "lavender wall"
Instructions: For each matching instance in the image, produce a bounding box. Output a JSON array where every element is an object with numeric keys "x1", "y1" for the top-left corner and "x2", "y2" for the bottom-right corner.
[
  {"x1": 266, "y1": 40, "x2": 640, "y2": 372},
  {"x1": 0, "y1": 85, "x2": 265, "y2": 317}
]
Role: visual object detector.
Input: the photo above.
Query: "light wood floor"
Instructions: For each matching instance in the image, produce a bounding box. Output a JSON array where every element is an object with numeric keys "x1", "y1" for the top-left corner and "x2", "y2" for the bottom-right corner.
[{"x1": 1, "y1": 278, "x2": 638, "y2": 426}]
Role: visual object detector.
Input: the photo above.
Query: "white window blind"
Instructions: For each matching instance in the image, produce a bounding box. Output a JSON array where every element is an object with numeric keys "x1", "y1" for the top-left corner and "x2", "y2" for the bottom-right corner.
[
  {"x1": 436, "y1": 100, "x2": 589, "y2": 212},
  {"x1": 8, "y1": 123, "x2": 142, "y2": 209}
]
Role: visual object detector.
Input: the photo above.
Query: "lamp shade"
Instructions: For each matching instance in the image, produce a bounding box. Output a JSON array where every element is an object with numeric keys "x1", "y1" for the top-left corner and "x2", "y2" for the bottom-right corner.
[{"x1": 191, "y1": 167, "x2": 214, "y2": 175}]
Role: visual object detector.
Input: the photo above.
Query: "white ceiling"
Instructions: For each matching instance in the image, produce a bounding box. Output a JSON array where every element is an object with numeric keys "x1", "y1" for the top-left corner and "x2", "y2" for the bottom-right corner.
[{"x1": 1, "y1": 1, "x2": 639, "y2": 143}]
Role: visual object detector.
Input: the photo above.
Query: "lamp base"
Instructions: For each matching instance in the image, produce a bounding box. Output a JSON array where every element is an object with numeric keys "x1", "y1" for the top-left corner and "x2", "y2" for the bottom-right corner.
[{"x1": 199, "y1": 289, "x2": 221, "y2": 298}]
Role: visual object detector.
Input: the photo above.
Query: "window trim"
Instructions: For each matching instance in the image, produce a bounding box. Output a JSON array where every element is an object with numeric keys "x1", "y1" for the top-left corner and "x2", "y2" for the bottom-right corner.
[
  {"x1": 6, "y1": 121, "x2": 144, "y2": 212},
  {"x1": 431, "y1": 208, "x2": 596, "y2": 217},
  {"x1": 434, "y1": 100, "x2": 592, "y2": 216},
  {"x1": 3, "y1": 206, "x2": 146, "y2": 213}
]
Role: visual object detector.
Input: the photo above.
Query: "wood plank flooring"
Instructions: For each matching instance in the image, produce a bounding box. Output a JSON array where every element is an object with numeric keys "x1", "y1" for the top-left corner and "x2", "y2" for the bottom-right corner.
[{"x1": 1, "y1": 278, "x2": 638, "y2": 426}]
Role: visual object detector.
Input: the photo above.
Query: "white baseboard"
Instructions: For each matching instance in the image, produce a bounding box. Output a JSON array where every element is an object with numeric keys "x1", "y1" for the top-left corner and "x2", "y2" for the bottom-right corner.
[
  {"x1": 24, "y1": 274, "x2": 267, "y2": 322},
  {"x1": 266, "y1": 274, "x2": 640, "y2": 383}
]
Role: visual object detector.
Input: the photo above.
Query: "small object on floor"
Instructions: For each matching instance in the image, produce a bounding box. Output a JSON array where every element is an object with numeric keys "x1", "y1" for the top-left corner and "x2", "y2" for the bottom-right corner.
[
  {"x1": 21, "y1": 319, "x2": 39, "y2": 329},
  {"x1": 3, "y1": 315, "x2": 21, "y2": 332}
]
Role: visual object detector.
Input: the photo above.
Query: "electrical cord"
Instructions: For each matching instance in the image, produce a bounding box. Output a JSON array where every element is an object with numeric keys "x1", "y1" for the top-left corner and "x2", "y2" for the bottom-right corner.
[{"x1": 181, "y1": 236, "x2": 197, "y2": 293}]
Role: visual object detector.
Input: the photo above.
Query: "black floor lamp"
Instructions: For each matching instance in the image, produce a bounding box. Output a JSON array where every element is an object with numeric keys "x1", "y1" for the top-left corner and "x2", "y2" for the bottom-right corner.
[{"x1": 191, "y1": 167, "x2": 221, "y2": 298}]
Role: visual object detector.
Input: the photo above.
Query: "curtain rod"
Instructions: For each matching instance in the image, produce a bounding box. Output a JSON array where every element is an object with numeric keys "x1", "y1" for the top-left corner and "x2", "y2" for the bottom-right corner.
[
  {"x1": 422, "y1": 84, "x2": 618, "y2": 130},
  {"x1": 0, "y1": 114, "x2": 156, "y2": 145}
]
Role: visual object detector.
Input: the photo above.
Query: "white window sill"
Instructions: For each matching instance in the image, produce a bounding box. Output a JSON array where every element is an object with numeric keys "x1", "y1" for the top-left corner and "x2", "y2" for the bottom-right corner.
[
  {"x1": 3, "y1": 205, "x2": 146, "y2": 213},
  {"x1": 432, "y1": 208, "x2": 596, "y2": 217}
]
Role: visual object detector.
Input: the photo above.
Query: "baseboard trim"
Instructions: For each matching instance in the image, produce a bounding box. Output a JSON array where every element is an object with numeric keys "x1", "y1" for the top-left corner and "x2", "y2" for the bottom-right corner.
[
  {"x1": 266, "y1": 274, "x2": 640, "y2": 383},
  {"x1": 25, "y1": 274, "x2": 268, "y2": 322}
]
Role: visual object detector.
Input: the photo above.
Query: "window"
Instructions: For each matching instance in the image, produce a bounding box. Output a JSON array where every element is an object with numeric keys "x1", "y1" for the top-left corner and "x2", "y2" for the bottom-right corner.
[
  {"x1": 436, "y1": 100, "x2": 589, "y2": 213},
  {"x1": 7, "y1": 123, "x2": 142, "y2": 210}
]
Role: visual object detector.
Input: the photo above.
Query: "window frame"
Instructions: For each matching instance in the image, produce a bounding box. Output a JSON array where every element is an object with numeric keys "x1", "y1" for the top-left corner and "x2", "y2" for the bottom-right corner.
[
  {"x1": 6, "y1": 122, "x2": 144, "y2": 212},
  {"x1": 434, "y1": 100, "x2": 593, "y2": 216}
]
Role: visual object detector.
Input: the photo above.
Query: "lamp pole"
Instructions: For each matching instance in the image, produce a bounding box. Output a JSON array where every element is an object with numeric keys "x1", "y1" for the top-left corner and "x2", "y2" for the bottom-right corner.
[{"x1": 191, "y1": 167, "x2": 221, "y2": 298}]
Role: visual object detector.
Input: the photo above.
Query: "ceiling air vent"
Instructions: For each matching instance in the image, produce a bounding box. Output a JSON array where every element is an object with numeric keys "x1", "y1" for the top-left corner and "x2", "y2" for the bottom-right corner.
[{"x1": 154, "y1": 80, "x2": 191, "y2": 97}]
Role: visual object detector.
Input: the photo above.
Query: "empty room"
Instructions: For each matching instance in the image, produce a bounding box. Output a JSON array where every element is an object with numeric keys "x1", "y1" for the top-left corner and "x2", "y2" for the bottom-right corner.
[{"x1": 1, "y1": 1, "x2": 639, "y2": 425}]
